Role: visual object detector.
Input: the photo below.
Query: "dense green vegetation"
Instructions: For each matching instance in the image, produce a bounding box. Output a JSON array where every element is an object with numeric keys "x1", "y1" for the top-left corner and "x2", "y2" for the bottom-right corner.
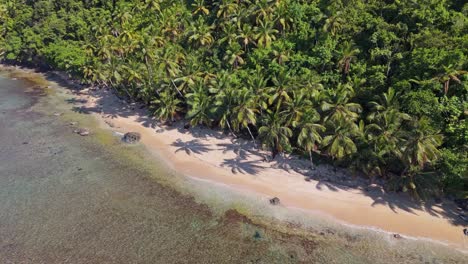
[{"x1": 0, "y1": 0, "x2": 466, "y2": 198}]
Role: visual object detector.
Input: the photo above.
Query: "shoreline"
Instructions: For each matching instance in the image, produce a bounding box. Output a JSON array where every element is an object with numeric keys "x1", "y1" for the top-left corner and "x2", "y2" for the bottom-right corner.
[{"x1": 1, "y1": 64, "x2": 467, "y2": 251}]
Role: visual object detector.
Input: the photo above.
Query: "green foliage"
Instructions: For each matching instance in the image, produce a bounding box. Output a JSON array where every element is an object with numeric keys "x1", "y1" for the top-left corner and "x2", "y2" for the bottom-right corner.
[{"x1": 0, "y1": 0, "x2": 467, "y2": 198}]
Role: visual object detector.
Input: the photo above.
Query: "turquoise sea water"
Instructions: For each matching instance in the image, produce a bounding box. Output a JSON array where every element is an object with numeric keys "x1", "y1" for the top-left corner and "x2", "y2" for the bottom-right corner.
[{"x1": 0, "y1": 73, "x2": 466, "y2": 263}]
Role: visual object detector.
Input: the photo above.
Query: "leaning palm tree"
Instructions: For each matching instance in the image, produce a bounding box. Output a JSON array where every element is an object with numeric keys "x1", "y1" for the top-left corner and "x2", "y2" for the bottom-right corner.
[
  {"x1": 232, "y1": 88, "x2": 259, "y2": 145},
  {"x1": 258, "y1": 111, "x2": 292, "y2": 159},
  {"x1": 400, "y1": 118, "x2": 443, "y2": 174},
  {"x1": 297, "y1": 109, "x2": 325, "y2": 168}
]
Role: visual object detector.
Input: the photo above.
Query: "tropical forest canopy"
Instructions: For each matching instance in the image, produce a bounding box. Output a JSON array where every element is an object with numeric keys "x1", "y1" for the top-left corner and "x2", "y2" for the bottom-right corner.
[{"x1": 0, "y1": 0, "x2": 466, "y2": 198}]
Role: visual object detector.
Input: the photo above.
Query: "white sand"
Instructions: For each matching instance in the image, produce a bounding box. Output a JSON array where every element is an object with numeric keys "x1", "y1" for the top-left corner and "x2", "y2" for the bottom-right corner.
[{"x1": 68, "y1": 87, "x2": 466, "y2": 250}]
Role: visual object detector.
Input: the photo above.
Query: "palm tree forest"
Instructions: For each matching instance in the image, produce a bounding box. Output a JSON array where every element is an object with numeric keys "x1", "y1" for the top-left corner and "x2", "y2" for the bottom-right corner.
[{"x1": 0, "y1": 0, "x2": 466, "y2": 199}]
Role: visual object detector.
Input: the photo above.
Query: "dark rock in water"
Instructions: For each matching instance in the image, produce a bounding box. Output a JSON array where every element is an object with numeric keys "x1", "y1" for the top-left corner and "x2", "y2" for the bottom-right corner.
[
  {"x1": 269, "y1": 197, "x2": 280, "y2": 205},
  {"x1": 393, "y1": 234, "x2": 402, "y2": 239},
  {"x1": 184, "y1": 122, "x2": 191, "y2": 130},
  {"x1": 122, "y1": 132, "x2": 141, "y2": 144},
  {"x1": 73, "y1": 128, "x2": 90, "y2": 136}
]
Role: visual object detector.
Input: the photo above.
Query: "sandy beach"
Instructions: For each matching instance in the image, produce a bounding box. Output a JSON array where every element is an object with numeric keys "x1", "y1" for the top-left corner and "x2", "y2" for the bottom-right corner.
[
  {"x1": 67, "y1": 86, "x2": 467, "y2": 250},
  {"x1": 2, "y1": 65, "x2": 467, "y2": 251}
]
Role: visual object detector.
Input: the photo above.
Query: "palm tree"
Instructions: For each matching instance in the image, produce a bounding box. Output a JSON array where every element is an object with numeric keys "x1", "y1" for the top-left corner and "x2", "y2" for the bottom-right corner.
[
  {"x1": 188, "y1": 18, "x2": 215, "y2": 47},
  {"x1": 271, "y1": 41, "x2": 292, "y2": 65},
  {"x1": 192, "y1": 0, "x2": 210, "y2": 15},
  {"x1": 321, "y1": 84, "x2": 362, "y2": 124},
  {"x1": 216, "y1": 0, "x2": 238, "y2": 19},
  {"x1": 400, "y1": 118, "x2": 443, "y2": 173},
  {"x1": 211, "y1": 71, "x2": 238, "y2": 134},
  {"x1": 297, "y1": 110, "x2": 325, "y2": 168},
  {"x1": 151, "y1": 90, "x2": 182, "y2": 123},
  {"x1": 232, "y1": 88, "x2": 259, "y2": 144},
  {"x1": 323, "y1": 11, "x2": 344, "y2": 36},
  {"x1": 321, "y1": 121, "x2": 360, "y2": 160},
  {"x1": 254, "y1": 20, "x2": 278, "y2": 48},
  {"x1": 252, "y1": 0, "x2": 276, "y2": 24},
  {"x1": 337, "y1": 41, "x2": 359, "y2": 76},
  {"x1": 264, "y1": 70, "x2": 293, "y2": 113},
  {"x1": 433, "y1": 65, "x2": 467, "y2": 95},
  {"x1": 237, "y1": 23, "x2": 256, "y2": 50},
  {"x1": 223, "y1": 43, "x2": 245, "y2": 69},
  {"x1": 282, "y1": 90, "x2": 311, "y2": 128},
  {"x1": 258, "y1": 111, "x2": 292, "y2": 159},
  {"x1": 219, "y1": 23, "x2": 238, "y2": 46},
  {"x1": 186, "y1": 79, "x2": 214, "y2": 126}
]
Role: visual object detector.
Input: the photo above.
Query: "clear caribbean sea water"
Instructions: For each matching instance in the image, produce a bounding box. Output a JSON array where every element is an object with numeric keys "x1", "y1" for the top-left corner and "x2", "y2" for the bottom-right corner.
[{"x1": 0, "y1": 72, "x2": 466, "y2": 264}]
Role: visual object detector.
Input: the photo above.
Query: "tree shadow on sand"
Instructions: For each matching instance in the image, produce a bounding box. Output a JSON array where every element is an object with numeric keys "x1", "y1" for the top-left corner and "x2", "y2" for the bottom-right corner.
[
  {"x1": 50, "y1": 70, "x2": 467, "y2": 229},
  {"x1": 171, "y1": 139, "x2": 212, "y2": 155},
  {"x1": 221, "y1": 157, "x2": 264, "y2": 175}
]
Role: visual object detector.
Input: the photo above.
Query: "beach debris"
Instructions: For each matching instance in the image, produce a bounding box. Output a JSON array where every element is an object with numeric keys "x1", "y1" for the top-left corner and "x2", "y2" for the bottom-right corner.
[
  {"x1": 305, "y1": 177, "x2": 311, "y2": 182},
  {"x1": 463, "y1": 228, "x2": 468, "y2": 236},
  {"x1": 22, "y1": 141, "x2": 29, "y2": 145},
  {"x1": 393, "y1": 234, "x2": 402, "y2": 239},
  {"x1": 269, "y1": 197, "x2": 280, "y2": 205},
  {"x1": 122, "y1": 132, "x2": 141, "y2": 144},
  {"x1": 73, "y1": 128, "x2": 90, "y2": 136},
  {"x1": 69, "y1": 121, "x2": 78, "y2": 126},
  {"x1": 184, "y1": 122, "x2": 191, "y2": 130},
  {"x1": 53, "y1": 112, "x2": 63, "y2": 116}
]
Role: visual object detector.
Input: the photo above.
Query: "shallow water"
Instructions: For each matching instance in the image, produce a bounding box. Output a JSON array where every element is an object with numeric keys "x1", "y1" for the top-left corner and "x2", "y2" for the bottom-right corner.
[{"x1": 0, "y1": 73, "x2": 466, "y2": 263}]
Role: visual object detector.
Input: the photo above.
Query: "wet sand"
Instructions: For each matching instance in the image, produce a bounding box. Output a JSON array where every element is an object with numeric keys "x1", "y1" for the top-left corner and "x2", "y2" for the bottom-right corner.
[{"x1": 0, "y1": 67, "x2": 467, "y2": 263}]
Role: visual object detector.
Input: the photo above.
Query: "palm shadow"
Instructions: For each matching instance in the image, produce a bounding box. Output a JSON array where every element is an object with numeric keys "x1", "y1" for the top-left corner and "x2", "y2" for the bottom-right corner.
[
  {"x1": 171, "y1": 138, "x2": 212, "y2": 155},
  {"x1": 47, "y1": 70, "x2": 468, "y2": 228},
  {"x1": 221, "y1": 157, "x2": 263, "y2": 175}
]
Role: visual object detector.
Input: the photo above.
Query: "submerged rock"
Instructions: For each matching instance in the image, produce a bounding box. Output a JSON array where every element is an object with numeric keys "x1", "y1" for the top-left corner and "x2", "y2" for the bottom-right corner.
[
  {"x1": 269, "y1": 197, "x2": 280, "y2": 205},
  {"x1": 122, "y1": 132, "x2": 141, "y2": 144}
]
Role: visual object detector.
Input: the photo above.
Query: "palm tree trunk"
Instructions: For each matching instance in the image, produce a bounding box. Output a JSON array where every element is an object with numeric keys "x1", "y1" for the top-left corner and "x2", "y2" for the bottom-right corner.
[
  {"x1": 226, "y1": 119, "x2": 236, "y2": 137},
  {"x1": 145, "y1": 56, "x2": 159, "y2": 97},
  {"x1": 170, "y1": 78, "x2": 184, "y2": 98},
  {"x1": 246, "y1": 125, "x2": 256, "y2": 147},
  {"x1": 308, "y1": 149, "x2": 314, "y2": 169}
]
